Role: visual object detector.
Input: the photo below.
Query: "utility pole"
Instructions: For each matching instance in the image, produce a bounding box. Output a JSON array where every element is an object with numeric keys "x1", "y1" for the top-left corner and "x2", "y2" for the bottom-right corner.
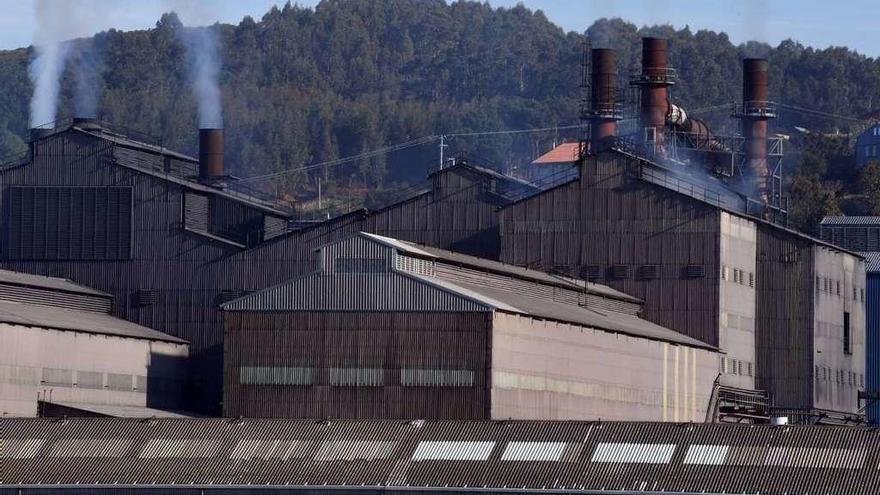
[{"x1": 439, "y1": 135, "x2": 448, "y2": 169}]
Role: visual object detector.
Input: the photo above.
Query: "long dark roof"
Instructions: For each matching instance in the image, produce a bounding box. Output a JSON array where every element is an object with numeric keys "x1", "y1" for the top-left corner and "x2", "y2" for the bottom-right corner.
[
  {"x1": 0, "y1": 300, "x2": 187, "y2": 344},
  {"x1": 1, "y1": 418, "x2": 878, "y2": 494}
]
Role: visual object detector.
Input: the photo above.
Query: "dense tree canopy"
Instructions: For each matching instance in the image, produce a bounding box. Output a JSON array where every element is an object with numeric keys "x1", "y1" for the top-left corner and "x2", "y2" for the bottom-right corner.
[{"x1": 0, "y1": 0, "x2": 877, "y2": 229}]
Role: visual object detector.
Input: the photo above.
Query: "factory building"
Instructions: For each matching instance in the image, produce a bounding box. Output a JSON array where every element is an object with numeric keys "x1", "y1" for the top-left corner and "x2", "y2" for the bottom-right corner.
[
  {"x1": 855, "y1": 123, "x2": 880, "y2": 168},
  {"x1": 820, "y1": 216, "x2": 880, "y2": 424},
  {"x1": 498, "y1": 38, "x2": 866, "y2": 423},
  {"x1": 2, "y1": 417, "x2": 880, "y2": 495},
  {"x1": 221, "y1": 232, "x2": 718, "y2": 421},
  {"x1": 0, "y1": 269, "x2": 188, "y2": 417}
]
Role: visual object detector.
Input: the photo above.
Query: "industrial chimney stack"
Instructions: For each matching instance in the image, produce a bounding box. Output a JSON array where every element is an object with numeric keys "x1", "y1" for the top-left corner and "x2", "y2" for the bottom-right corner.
[
  {"x1": 199, "y1": 128, "x2": 224, "y2": 185},
  {"x1": 632, "y1": 37, "x2": 675, "y2": 150},
  {"x1": 589, "y1": 48, "x2": 621, "y2": 152},
  {"x1": 737, "y1": 58, "x2": 775, "y2": 205}
]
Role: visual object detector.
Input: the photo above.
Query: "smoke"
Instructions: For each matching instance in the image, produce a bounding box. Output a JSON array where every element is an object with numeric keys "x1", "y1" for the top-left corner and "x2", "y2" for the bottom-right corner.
[
  {"x1": 167, "y1": 1, "x2": 223, "y2": 129},
  {"x1": 71, "y1": 38, "x2": 102, "y2": 118},
  {"x1": 28, "y1": 0, "x2": 103, "y2": 127}
]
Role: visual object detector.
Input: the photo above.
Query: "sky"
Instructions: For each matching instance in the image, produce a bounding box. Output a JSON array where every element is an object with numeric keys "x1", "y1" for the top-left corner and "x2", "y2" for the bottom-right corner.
[{"x1": 0, "y1": 0, "x2": 878, "y2": 57}]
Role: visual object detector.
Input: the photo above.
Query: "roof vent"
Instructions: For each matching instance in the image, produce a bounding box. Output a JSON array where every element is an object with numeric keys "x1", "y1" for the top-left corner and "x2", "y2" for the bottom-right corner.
[
  {"x1": 131, "y1": 289, "x2": 157, "y2": 307},
  {"x1": 608, "y1": 264, "x2": 629, "y2": 280},
  {"x1": 684, "y1": 265, "x2": 706, "y2": 278},
  {"x1": 637, "y1": 265, "x2": 659, "y2": 280}
]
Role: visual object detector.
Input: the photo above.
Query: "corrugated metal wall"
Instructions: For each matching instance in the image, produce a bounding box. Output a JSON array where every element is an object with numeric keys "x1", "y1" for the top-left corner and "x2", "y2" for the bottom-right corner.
[
  {"x1": 754, "y1": 224, "x2": 814, "y2": 409},
  {"x1": 868, "y1": 273, "x2": 880, "y2": 424},
  {"x1": 223, "y1": 312, "x2": 492, "y2": 419},
  {"x1": 499, "y1": 152, "x2": 721, "y2": 346}
]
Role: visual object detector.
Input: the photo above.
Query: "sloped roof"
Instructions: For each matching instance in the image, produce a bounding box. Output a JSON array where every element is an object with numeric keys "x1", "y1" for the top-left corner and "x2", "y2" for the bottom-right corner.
[
  {"x1": 44, "y1": 401, "x2": 195, "y2": 419},
  {"x1": 0, "y1": 269, "x2": 109, "y2": 298},
  {"x1": 0, "y1": 300, "x2": 187, "y2": 344},
  {"x1": 858, "y1": 252, "x2": 880, "y2": 272},
  {"x1": 822, "y1": 216, "x2": 880, "y2": 226},
  {"x1": 2, "y1": 417, "x2": 878, "y2": 494},
  {"x1": 532, "y1": 142, "x2": 581, "y2": 164}
]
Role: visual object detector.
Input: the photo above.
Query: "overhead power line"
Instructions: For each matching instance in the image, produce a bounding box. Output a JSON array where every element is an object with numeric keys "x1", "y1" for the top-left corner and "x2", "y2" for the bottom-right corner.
[{"x1": 239, "y1": 124, "x2": 587, "y2": 183}]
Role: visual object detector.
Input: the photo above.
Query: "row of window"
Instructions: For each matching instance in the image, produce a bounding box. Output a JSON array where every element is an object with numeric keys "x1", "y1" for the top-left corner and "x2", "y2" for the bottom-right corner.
[
  {"x1": 864, "y1": 144, "x2": 880, "y2": 158},
  {"x1": 816, "y1": 276, "x2": 864, "y2": 302},
  {"x1": 816, "y1": 366, "x2": 864, "y2": 388},
  {"x1": 239, "y1": 367, "x2": 476, "y2": 388},
  {"x1": 720, "y1": 266, "x2": 754, "y2": 288},
  {"x1": 720, "y1": 357, "x2": 753, "y2": 377}
]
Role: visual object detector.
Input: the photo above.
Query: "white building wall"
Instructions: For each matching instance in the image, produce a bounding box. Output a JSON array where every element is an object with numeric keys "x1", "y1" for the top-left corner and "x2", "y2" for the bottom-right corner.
[
  {"x1": 813, "y1": 248, "x2": 866, "y2": 413},
  {"x1": 0, "y1": 324, "x2": 189, "y2": 417},
  {"x1": 490, "y1": 312, "x2": 717, "y2": 421},
  {"x1": 718, "y1": 212, "x2": 758, "y2": 389}
]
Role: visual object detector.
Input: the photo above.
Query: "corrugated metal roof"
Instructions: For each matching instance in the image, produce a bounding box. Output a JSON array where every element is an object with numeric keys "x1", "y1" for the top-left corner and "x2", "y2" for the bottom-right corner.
[
  {"x1": 45, "y1": 401, "x2": 195, "y2": 418},
  {"x1": 2, "y1": 418, "x2": 880, "y2": 494},
  {"x1": 0, "y1": 300, "x2": 187, "y2": 344},
  {"x1": 0, "y1": 269, "x2": 109, "y2": 297},
  {"x1": 365, "y1": 232, "x2": 641, "y2": 304},
  {"x1": 532, "y1": 142, "x2": 581, "y2": 165},
  {"x1": 858, "y1": 252, "x2": 880, "y2": 272},
  {"x1": 822, "y1": 216, "x2": 880, "y2": 226}
]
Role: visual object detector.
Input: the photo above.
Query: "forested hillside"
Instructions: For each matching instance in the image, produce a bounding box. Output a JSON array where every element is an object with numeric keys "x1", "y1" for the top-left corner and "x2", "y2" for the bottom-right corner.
[{"x1": 1, "y1": 0, "x2": 879, "y2": 230}]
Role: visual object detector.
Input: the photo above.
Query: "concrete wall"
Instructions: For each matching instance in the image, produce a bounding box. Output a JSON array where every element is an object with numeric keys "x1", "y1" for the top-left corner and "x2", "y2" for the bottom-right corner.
[
  {"x1": 812, "y1": 248, "x2": 866, "y2": 413},
  {"x1": 0, "y1": 324, "x2": 189, "y2": 417},
  {"x1": 717, "y1": 212, "x2": 758, "y2": 389},
  {"x1": 489, "y1": 312, "x2": 717, "y2": 421}
]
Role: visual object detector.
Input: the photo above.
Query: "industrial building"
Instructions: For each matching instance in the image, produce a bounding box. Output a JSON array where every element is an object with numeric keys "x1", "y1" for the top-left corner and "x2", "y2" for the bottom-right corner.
[
  {"x1": 1, "y1": 417, "x2": 879, "y2": 494},
  {"x1": 221, "y1": 231, "x2": 717, "y2": 421},
  {"x1": 0, "y1": 36, "x2": 867, "y2": 425},
  {"x1": 0, "y1": 269, "x2": 189, "y2": 417},
  {"x1": 820, "y1": 215, "x2": 880, "y2": 424},
  {"x1": 856, "y1": 123, "x2": 880, "y2": 168},
  {"x1": 492, "y1": 38, "x2": 867, "y2": 423}
]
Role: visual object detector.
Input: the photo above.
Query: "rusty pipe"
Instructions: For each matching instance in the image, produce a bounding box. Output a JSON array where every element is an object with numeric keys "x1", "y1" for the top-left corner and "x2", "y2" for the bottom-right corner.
[
  {"x1": 640, "y1": 37, "x2": 671, "y2": 139},
  {"x1": 590, "y1": 48, "x2": 618, "y2": 151},
  {"x1": 741, "y1": 58, "x2": 770, "y2": 203},
  {"x1": 199, "y1": 128, "x2": 224, "y2": 184}
]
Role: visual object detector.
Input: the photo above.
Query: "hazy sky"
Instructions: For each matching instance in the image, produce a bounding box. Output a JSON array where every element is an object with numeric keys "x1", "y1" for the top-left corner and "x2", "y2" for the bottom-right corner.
[{"x1": 1, "y1": 0, "x2": 878, "y2": 57}]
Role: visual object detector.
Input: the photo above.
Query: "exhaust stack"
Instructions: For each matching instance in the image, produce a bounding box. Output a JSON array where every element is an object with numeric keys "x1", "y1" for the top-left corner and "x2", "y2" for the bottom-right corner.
[
  {"x1": 589, "y1": 48, "x2": 620, "y2": 152},
  {"x1": 632, "y1": 37, "x2": 675, "y2": 149},
  {"x1": 737, "y1": 58, "x2": 775, "y2": 204},
  {"x1": 199, "y1": 128, "x2": 224, "y2": 185}
]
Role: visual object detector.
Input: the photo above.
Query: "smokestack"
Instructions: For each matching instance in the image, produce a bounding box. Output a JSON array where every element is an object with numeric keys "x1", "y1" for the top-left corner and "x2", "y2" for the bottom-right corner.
[
  {"x1": 590, "y1": 48, "x2": 620, "y2": 151},
  {"x1": 738, "y1": 58, "x2": 774, "y2": 204},
  {"x1": 633, "y1": 37, "x2": 674, "y2": 149},
  {"x1": 199, "y1": 128, "x2": 224, "y2": 184}
]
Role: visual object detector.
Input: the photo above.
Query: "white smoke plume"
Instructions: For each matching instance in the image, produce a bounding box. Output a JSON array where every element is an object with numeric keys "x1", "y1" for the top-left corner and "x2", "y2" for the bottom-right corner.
[
  {"x1": 167, "y1": 1, "x2": 223, "y2": 129},
  {"x1": 28, "y1": 0, "x2": 101, "y2": 128}
]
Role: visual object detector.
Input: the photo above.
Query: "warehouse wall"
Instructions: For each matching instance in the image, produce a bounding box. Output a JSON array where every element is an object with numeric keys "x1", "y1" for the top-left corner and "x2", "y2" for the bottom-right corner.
[
  {"x1": 812, "y1": 247, "x2": 866, "y2": 414},
  {"x1": 223, "y1": 311, "x2": 493, "y2": 419},
  {"x1": 867, "y1": 273, "x2": 880, "y2": 424},
  {"x1": 0, "y1": 324, "x2": 188, "y2": 416},
  {"x1": 489, "y1": 312, "x2": 717, "y2": 421},
  {"x1": 500, "y1": 152, "x2": 722, "y2": 346},
  {"x1": 717, "y1": 212, "x2": 757, "y2": 389}
]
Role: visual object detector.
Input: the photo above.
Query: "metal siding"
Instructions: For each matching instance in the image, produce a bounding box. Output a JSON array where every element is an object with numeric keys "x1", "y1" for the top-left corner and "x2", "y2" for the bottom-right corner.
[
  {"x1": 499, "y1": 152, "x2": 721, "y2": 346},
  {"x1": 223, "y1": 312, "x2": 492, "y2": 419},
  {"x1": 868, "y1": 273, "x2": 880, "y2": 424},
  {"x1": 3, "y1": 418, "x2": 880, "y2": 494},
  {"x1": 754, "y1": 224, "x2": 815, "y2": 409}
]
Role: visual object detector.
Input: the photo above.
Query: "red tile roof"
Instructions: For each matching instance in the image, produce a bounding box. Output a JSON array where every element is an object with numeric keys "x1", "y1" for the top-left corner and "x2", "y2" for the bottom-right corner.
[{"x1": 532, "y1": 142, "x2": 581, "y2": 165}]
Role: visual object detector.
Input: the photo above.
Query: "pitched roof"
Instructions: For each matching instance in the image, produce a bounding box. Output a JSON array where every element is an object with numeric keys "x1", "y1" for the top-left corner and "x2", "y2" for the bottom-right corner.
[
  {"x1": 858, "y1": 252, "x2": 880, "y2": 272},
  {"x1": 0, "y1": 269, "x2": 109, "y2": 298},
  {"x1": 822, "y1": 216, "x2": 880, "y2": 226},
  {"x1": 0, "y1": 300, "x2": 187, "y2": 344},
  {"x1": 532, "y1": 142, "x2": 581, "y2": 164},
  {"x1": 3, "y1": 417, "x2": 878, "y2": 494}
]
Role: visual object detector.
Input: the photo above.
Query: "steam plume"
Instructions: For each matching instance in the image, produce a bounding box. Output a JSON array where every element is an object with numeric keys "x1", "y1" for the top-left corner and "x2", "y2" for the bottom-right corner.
[
  {"x1": 168, "y1": 1, "x2": 223, "y2": 129},
  {"x1": 28, "y1": 0, "x2": 102, "y2": 127}
]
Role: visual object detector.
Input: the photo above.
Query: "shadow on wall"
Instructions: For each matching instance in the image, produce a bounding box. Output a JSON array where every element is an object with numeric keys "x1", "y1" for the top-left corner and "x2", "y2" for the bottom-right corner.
[{"x1": 146, "y1": 350, "x2": 190, "y2": 410}]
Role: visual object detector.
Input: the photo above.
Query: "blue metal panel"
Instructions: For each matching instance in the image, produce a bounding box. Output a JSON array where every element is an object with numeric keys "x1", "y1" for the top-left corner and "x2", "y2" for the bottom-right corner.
[{"x1": 867, "y1": 274, "x2": 880, "y2": 424}]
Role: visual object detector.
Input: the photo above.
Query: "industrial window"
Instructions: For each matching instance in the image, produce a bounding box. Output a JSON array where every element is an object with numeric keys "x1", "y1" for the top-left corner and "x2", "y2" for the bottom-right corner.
[
  {"x1": 732, "y1": 268, "x2": 740, "y2": 284},
  {"x1": 240, "y1": 367, "x2": 314, "y2": 386},
  {"x1": 836, "y1": 280, "x2": 841, "y2": 296},
  {"x1": 748, "y1": 272, "x2": 755, "y2": 288},
  {"x1": 747, "y1": 362, "x2": 753, "y2": 377},
  {"x1": 209, "y1": 196, "x2": 264, "y2": 246},
  {"x1": 329, "y1": 368, "x2": 383, "y2": 386},
  {"x1": 3, "y1": 186, "x2": 132, "y2": 260},
  {"x1": 731, "y1": 359, "x2": 739, "y2": 375},
  {"x1": 721, "y1": 265, "x2": 729, "y2": 280},
  {"x1": 854, "y1": 287, "x2": 858, "y2": 301},
  {"x1": 685, "y1": 265, "x2": 706, "y2": 278},
  {"x1": 637, "y1": 265, "x2": 659, "y2": 280},
  {"x1": 580, "y1": 265, "x2": 602, "y2": 281},
  {"x1": 400, "y1": 369, "x2": 475, "y2": 387},
  {"x1": 861, "y1": 288, "x2": 865, "y2": 302},
  {"x1": 609, "y1": 264, "x2": 629, "y2": 280},
  {"x1": 843, "y1": 312, "x2": 852, "y2": 355},
  {"x1": 335, "y1": 258, "x2": 387, "y2": 273}
]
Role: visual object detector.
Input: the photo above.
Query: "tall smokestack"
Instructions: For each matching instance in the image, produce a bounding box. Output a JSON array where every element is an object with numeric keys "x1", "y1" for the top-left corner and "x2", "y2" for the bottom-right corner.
[
  {"x1": 632, "y1": 37, "x2": 675, "y2": 150},
  {"x1": 738, "y1": 58, "x2": 774, "y2": 204},
  {"x1": 199, "y1": 128, "x2": 224, "y2": 184},
  {"x1": 590, "y1": 48, "x2": 620, "y2": 151}
]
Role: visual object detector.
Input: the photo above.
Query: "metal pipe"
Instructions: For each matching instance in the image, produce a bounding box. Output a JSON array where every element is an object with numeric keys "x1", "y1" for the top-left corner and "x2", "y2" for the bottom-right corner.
[
  {"x1": 199, "y1": 128, "x2": 224, "y2": 184},
  {"x1": 640, "y1": 37, "x2": 671, "y2": 140},
  {"x1": 741, "y1": 58, "x2": 771, "y2": 204},
  {"x1": 590, "y1": 48, "x2": 618, "y2": 151}
]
